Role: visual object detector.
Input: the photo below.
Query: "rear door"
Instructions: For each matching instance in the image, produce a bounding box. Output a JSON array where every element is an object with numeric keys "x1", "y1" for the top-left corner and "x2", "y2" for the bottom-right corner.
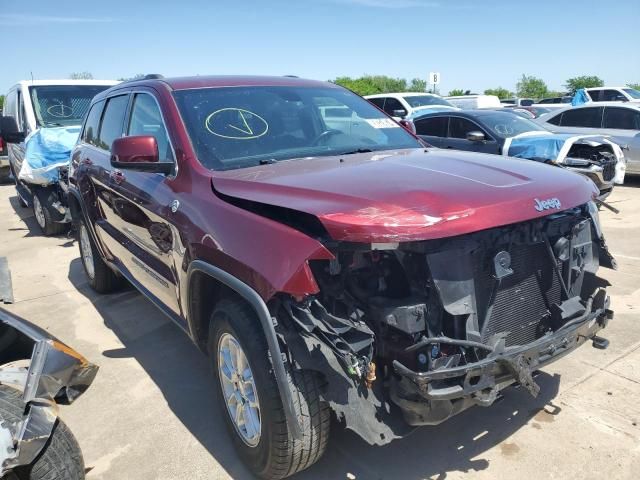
[
  {"x1": 414, "y1": 116, "x2": 448, "y2": 148},
  {"x1": 106, "y1": 91, "x2": 181, "y2": 316},
  {"x1": 441, "y1": 116, "x2": 499, "y2": 154},
  {"x1": 602, "y1": 106, "x2": 640, "y2": 174}
]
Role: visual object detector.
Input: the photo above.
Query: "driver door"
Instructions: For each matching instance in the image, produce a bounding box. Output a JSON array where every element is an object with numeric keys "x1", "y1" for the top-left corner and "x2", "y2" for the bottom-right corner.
[{"x1": 441, "y1": 116, "x2": 499, "y2": 154}]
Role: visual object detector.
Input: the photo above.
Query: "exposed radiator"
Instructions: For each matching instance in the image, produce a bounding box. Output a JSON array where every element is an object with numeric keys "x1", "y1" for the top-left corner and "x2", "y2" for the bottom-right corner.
[{"x1": 475, "y1": 243, "x2": 563, "y2": 347}]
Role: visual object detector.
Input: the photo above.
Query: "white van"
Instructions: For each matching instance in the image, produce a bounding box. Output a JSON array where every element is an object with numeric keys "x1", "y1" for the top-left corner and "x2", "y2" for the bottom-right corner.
[
  {"x1": 2, "y1": 80, "x2": 118, "y2": 234},
  {"x1": 444, "y1": 94, "x2": 503, "y2": 109}
]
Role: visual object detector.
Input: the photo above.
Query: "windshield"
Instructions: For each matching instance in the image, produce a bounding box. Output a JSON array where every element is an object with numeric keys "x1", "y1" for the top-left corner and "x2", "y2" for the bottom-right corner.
[
  {"x1": 480, "y1": 112, "x2": 548, "y2": 137},
  {"x1": 174, "y1": 86, "x2": 422, "y2": 171},
  {"x1": 402, "y1": 95, "x2": 455, "y2": 108},
  {"x1": 28, "y1": 85, "x2": 112, "y2": 127},
  {"x1": 623, "y1": 88, "x2": 640, "y2": 99}
]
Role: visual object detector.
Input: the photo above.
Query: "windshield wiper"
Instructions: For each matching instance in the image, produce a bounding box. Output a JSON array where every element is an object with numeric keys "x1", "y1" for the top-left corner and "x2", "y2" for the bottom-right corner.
[
  {"x1": 259, "y1": 158, "x2": 278, "y2": 165},
  {"x1": 41, "y1": 122, "x2": 65, "y2": 127},
  {"x1": 336, "y1": 148, "x2": 375, "y2": 156}
]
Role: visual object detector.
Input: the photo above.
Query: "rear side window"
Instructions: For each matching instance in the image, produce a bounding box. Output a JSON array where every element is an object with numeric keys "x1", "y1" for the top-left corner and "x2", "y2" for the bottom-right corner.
[
  {"x1": 449, "y1": 117, "x2": 485, "y2": 139},
  {"x1": 414, "y1": 116, "x2": 448, "y2": 137},
  {"x1": 368, "y1": 98, "x2": 385, "y2": 109},
  {"x1": 546, "y1": 112, "x2": 562, "y2": 125},
  {"x1": 603, "y1": 107, "x2": 640, "y2": 130},
  {"x1": 82, "y1": 101, "x2": 104, "y2": 146},
  {"x1": 128, "y1": 94, "x2": 174, "y2": 162},
  {"x1": 97, "y1": 95, "x2": 129, "y2": 150},
  {"x1": 559, "y1": 107, "x2": 602, "y2": 128}
]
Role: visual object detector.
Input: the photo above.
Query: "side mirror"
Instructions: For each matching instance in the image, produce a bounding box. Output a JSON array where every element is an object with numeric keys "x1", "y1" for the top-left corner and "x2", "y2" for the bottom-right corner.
[
  {"x1": 392, "y1": 109, "x2": 408, "y2": 118},
  {"x1": 466, "y1": 131, "x2": 486, "y2": 142},
  {"x1": 110, "y1": 136, "x2": 173, "y2": 174},
  {"x1": 0, "y1": 116, "x2": 26, "y2": 143}
]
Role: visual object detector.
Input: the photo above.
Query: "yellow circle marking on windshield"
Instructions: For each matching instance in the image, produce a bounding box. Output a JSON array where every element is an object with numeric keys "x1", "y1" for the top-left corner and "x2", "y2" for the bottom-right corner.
[
  {"x1": 205, "y1": 108, "x2": 269, "y2": 140},
  {"x1": 47, "y1": 103, "x2": 73, "y2": 118}
]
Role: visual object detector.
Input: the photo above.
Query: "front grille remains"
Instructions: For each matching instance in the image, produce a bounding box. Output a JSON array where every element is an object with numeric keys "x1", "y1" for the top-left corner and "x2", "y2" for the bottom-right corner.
[
  {"x1": 475, "y1": 243, "x2": 563, "y2": 347},
  {"x1": 602, "y1": 159, "x2": 616, "y2": 182}
]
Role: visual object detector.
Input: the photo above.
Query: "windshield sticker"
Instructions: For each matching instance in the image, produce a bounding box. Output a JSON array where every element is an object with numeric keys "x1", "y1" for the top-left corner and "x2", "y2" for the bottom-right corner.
[
  {"x1": 365, "y1": 118, "x2": 400, "y2": 129},
  {"x1": 205, "y1": 108, "x2": 269, "y2": 140},
  {"x1": 47, "y1": 103, "x2": 74, "y2": 118}
]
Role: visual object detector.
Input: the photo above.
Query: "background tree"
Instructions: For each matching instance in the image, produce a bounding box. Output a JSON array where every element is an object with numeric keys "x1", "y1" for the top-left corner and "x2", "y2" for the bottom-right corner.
[
  {"x1": 408, "y1": 78, "x2": 427, "y2": 92},
  {"x1": 117, "y1": 73, "x2": 146, "y2": 81},
  {"x1": 448, "y1": 88, "x2": 465, "y2": 96},
  {"x1": 0, "y1": 95, "x2": 4, "y2": 111},
  {"x1": 69, "y1": 71, "x2": 93, "y2": 80},
  {"x1": 332, "y1": 75, "x2": 408, "y2": 96},
  {"x1": 484, "y1": 87, "x2": 512, "y2": 99},
  {"x1": 627, "y1": 83, "x2": 640, "y2": 91},
  {"x1": 564, "y1": 75, "x2": 604, "y2": 94},
  {"x1": 516, "y1": 74, "x2": 548, "y2": 99}
]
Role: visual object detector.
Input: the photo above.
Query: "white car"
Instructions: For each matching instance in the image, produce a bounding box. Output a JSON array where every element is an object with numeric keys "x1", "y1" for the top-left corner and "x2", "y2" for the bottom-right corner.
[
  {"x1": 364, "y1": 92, "x2": 457, "y2": 120},
  {"x1": 537, "y1": 102, "x2": 640, "y2": 175},
  {"x1": 444, "y1": 94, "x2": 503, "y2": 109},
  {"x1": 584, "y1": 86, "x2": 640, "y2": 103},
  {"x1": 2, "y1": 79, "x2": 119, "y2": 234}
]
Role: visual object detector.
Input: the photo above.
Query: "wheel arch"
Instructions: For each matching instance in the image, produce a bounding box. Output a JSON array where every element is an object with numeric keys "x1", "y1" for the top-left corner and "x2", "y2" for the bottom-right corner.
[{"x1": 185, "y1": 259, "x2": 303, "y2": 440}]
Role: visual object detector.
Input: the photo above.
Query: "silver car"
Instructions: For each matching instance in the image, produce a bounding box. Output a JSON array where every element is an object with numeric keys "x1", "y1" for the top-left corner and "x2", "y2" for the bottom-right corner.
[{"x1": 537, "y1": 102, "x2": 640, "y2": 175}]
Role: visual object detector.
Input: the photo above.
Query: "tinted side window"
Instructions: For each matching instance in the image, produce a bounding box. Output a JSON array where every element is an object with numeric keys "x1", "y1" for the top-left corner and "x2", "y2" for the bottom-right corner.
[
  {"x1": 128, "y1": 94, "x2": 174, "y2": 162},
  {"x1": 449, "y1": 117, "x2": 485, "y2": 139},
  {"x1": 82, "y1": 101, "x2": 104, "y2": 145},
  {"x1": 559, "y1": 107, "x2": 602, "y2": 128},
  {"x1": 97, "y1": 95, "x2": 129, "y2": 150},
  {"x1": 603, "y1": 107, "x2": 640, "y2": 130},
  {"x1": 383, "y1": 97, "x2": 406, "y2": 116},
  {"x1": 368, "y1": 98, "x2": 385, "y2": 109},
  {"x1": 546, "y1": 112, "x2": 562, "y2": 125},
  {"x1": 600, "y1": 89, "x2": 626, "y2": 102},
  {"x1": 414, "y1": 117, "x2": 448, "y2": 137},
  {"x1": 587, "y1": 90, "x2": 601, "y2": 102}
]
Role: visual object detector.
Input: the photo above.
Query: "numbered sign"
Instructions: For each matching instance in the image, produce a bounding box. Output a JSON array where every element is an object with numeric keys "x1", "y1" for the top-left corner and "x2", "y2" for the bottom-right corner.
[{"x1": 428, "y1": 72, "x2": 441, "y2": 85}]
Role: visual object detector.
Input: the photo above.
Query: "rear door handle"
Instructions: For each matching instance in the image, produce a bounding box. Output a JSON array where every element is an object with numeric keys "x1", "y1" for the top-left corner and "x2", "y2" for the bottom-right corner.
[{"x1": 110, "y1": 170, "x2": 125, "y2": 184}]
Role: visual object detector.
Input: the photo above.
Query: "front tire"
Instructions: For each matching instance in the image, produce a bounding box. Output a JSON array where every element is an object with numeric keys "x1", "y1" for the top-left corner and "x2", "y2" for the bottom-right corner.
[
  {"x1": 77, "y1": 217, "x2": 123, "y2": 293},
  {"x1": 208, "y1": 299, "x2": 330, "y2": 479},
  {"x1": 32, "y1": 189, "x2": 67, "y2": 236},
  {"x1": 0, "y1": 385, "x2": 85, "y2": 480}
]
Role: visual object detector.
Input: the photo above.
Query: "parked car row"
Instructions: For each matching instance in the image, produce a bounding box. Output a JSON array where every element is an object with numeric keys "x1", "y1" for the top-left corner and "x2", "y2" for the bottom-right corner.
[{"x1": 0, "y1": 75, "x2": 618, "y2": 479}]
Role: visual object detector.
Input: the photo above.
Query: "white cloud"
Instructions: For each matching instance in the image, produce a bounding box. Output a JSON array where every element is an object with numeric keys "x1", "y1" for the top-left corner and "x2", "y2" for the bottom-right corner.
[
  {"x1": 330, "y1": 0, "x2": 439, "y2": 7},
  {"x1": 0, "y1": 14, "x2": 115, "y2": 26}
]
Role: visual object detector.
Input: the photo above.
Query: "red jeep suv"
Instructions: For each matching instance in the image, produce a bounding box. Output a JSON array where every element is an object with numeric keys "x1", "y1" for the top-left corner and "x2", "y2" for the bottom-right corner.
[{"x1": 69, "y1": 75, "x2": 615, "y2": 479}]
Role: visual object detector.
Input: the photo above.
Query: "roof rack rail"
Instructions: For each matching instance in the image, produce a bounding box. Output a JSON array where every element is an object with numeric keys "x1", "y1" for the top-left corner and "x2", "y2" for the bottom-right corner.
[{"x1": 283, "y1": 75, "x2": 299, "y2": 78}]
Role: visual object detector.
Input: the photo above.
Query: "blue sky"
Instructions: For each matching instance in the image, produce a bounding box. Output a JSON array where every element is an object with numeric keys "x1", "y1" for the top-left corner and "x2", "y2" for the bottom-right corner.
[{"x1": 1, "y1": 0, "x2": 638, "y2": 95}]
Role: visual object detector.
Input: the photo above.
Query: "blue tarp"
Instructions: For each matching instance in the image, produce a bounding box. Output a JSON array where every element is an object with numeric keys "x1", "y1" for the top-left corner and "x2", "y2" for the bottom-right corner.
[
  {"x1": 19, "y1": 126, "x2": 81, "y2": 185},
  {"x1": 506, "y1": 133, "x2": 575, "y2": 163},
  {"x1": 572, "y1": 88, "x2": 589, "y2": 106}
]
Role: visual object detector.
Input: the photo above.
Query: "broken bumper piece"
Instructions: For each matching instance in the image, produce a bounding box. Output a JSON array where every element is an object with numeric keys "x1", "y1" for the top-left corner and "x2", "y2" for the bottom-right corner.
[
  {"x1": 391, "y1": 302, "x2": 612, "y2": 426},
  {"x1": 0, "y1": 307, "x2": 98, "y2": 474}
]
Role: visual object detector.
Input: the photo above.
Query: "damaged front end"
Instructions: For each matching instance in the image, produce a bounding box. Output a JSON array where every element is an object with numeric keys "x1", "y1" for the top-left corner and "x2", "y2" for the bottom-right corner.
[
  {"x1": 0, "y1": 308, "x2": 98, "y2": 474},
  {"x1": 275, "y1": 202, "x2": 614, "y2": 445}
]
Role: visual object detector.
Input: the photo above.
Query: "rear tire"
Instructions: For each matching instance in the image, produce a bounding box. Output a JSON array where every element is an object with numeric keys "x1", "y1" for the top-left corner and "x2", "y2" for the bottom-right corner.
[
  {"x1": 77, "y1": 217, "x2": 123, "y2": 293},
  {"x1": 32, "y1": 189, "x2": 67, "y2": 236},
  {"x1": 0, "y1": 385, "x2": 85, "y2": 480},
  {"x1": 208, "y1": 299, "x2": 330, "y2": 479}
]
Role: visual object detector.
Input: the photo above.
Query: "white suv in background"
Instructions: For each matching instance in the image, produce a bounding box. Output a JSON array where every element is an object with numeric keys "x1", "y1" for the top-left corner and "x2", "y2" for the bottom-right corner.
[
  {"x1": 585, "y1": 87, "x2": 640, "y2": 103},
  {"x1": 364, "y1": 92, "x2": 458, "y2": 120}
]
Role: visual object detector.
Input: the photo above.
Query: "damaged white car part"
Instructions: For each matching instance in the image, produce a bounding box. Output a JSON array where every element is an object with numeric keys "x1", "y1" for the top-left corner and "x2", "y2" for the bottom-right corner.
[{"x1": 0, "y1": 307, "x2": 98, "y2": 475}]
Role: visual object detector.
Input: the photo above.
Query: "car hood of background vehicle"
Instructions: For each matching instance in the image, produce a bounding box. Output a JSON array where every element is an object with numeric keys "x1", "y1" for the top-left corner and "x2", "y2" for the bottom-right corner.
[{"x1": 211, "y1": 148, "x2": 598, "y2": 243}]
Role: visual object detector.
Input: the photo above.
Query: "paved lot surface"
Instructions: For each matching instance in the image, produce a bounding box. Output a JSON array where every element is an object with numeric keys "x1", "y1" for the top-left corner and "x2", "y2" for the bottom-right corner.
[{"x1": 0, "y1": 179, "x2": 639, "y2": 480}]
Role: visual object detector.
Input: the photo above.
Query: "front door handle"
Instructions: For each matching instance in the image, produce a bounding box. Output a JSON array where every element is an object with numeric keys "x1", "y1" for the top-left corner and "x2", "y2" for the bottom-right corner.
[{"x1": 110, "y1": 170, "x2": 125, "y2": 185}]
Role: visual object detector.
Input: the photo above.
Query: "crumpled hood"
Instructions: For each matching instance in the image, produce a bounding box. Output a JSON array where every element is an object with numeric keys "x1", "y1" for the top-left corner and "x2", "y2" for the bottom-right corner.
[{"x1": 212, "y1": 148, "x2": 598, "y2": 242}]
